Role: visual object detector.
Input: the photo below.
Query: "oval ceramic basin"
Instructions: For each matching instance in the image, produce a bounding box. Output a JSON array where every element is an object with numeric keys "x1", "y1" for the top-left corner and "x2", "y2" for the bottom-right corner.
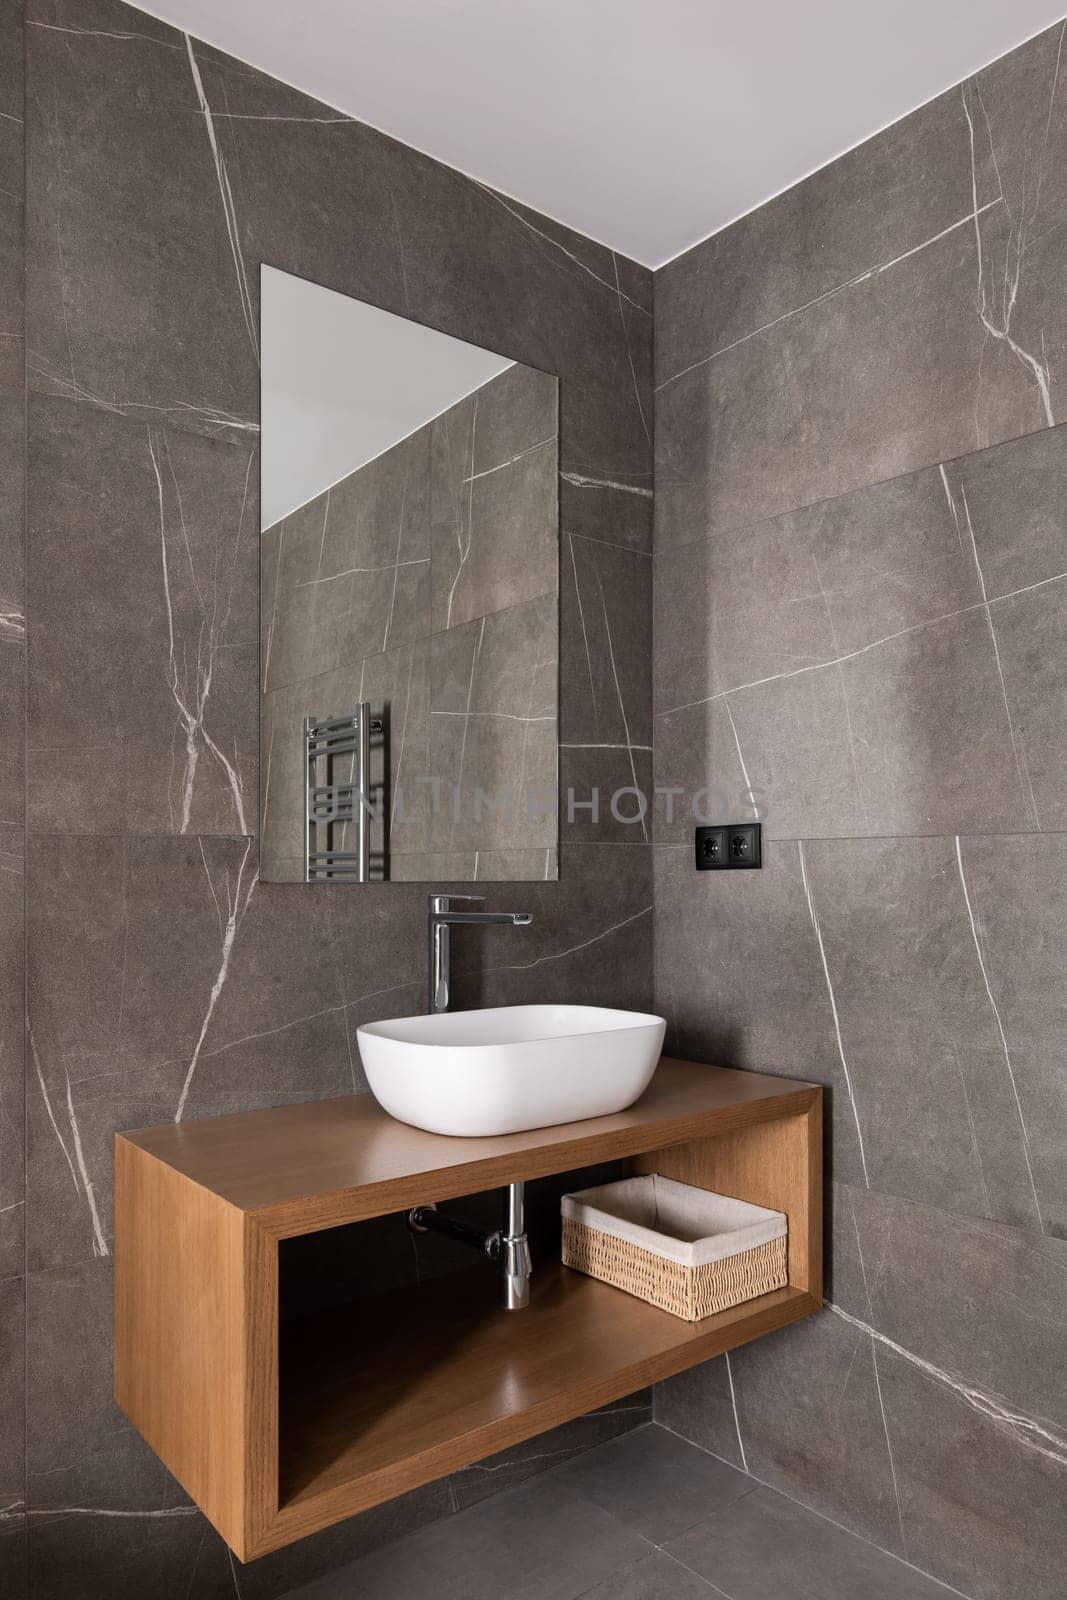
[{"x1": 356, "y1": 1004, "x2": 666, "y2": 1137}]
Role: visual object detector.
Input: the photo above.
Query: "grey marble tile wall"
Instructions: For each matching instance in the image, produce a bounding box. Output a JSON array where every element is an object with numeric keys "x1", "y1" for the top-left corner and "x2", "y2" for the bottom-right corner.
[
  {"x1": 0, "y1": 0, "x2": 24, "y2": 1590},
  {"x1": 653, "y1": 20, "x2": 1067, "y2": 1600},
  {"x1": 261, "y1": 361, "x2": 559, "y2": 882},
  {"x1": 14, "y1": 0, "x2": 654, "y2": 1594}
]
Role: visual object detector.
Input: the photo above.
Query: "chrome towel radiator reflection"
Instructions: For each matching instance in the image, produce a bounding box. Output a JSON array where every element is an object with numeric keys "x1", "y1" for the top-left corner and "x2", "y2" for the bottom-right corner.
[{"x1": 303, "y1": 706, "x2": 384, "y2": 882}]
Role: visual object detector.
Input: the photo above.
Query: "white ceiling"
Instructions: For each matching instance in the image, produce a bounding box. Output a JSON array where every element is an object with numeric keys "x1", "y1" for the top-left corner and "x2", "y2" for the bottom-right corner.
[
  {"x1": 140, "y1": 1, "x2": 1064, "y2": 267},
  {"x1": 260, "y1": 266, "x2": 512, "y2": 527}
]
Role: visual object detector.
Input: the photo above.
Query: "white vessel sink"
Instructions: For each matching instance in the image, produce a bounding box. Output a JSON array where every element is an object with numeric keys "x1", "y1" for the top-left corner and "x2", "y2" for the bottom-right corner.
[{"x1": 356, "y1": 1004, "x2": 666, "y2": 1137}]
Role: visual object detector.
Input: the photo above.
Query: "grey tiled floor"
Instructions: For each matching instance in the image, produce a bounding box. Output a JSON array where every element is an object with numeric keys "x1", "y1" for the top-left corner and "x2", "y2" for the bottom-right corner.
[{"x1": 285, "y1": 1424, "x2": 960, "y2": 1600}]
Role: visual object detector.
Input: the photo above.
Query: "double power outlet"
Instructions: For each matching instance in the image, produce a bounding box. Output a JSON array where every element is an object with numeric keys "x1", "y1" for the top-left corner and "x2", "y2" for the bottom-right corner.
[{"x1": 694, "y1": 822, "x2": 762, "y2": 871}]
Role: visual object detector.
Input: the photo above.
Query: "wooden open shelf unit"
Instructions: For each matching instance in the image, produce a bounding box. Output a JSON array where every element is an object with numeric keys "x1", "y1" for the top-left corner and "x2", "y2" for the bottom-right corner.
[{"x1": 114, "y1": 1059, "x2": 822, "y2": 1560}]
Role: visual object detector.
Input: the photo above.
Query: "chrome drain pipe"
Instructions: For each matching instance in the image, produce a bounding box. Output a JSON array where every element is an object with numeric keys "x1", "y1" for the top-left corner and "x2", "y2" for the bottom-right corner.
[
  {"x1": 408, "y1": 1178, "x2": 532, "y2": 1311},
  {"x1": 499, "y1": 1180, "x2": 532, "y2": 1311}
]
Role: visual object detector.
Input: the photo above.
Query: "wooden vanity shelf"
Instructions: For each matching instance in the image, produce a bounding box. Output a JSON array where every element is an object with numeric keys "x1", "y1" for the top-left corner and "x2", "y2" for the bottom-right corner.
[{"x1": 114, "y1": 1059, "x2": 821, "y2": 1560}]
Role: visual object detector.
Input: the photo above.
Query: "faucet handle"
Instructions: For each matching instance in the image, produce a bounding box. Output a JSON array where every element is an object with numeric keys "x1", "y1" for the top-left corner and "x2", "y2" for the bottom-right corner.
[{"x1": 428, "y1": 893, "x2": 484, "y2": 913}]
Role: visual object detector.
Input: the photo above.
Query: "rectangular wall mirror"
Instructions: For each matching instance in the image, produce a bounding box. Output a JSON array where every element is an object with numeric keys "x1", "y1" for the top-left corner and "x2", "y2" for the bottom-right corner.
[{"x1": 259, "y1": 266, "x2": 560, "y2": 883}]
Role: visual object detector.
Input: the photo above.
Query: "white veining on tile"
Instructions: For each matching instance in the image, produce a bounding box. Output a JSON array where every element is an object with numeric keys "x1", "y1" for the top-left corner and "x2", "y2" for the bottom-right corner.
[
  {"x1": 149, "y1": 427, "x2": 251, "y2": 834},
  {"x1": 199, "y1": 111, "x2": 355, "y2": 125},
  {"x1": 475, "y1": 184, "x2": 648, "y2": 311},
  {"x1": 513, "y1": 627, "x2": 555, "y2": 851},
  {"x1": 28, "y1": 354, "x2": 259, "y2": 435},
  {"x1": 30, "y1": 1031, "x2": 77, "y2": 1195},
  {"x1": 64, "y1": 1072, "x2": 107, "y2": 1258},
  {"x1": 797, "y1": 841, "x2": 870, "y2": 1186},
  {"x1": 453, "y1": 1410, "x2": 651, "y2": 1488},
  {"x1": 156, "y1": 994, "x2": 375, "y2": 1072},
  {"x1": 594, "y1": 555, "x2": 648, "y2": 841},
  {"x1": 432, "y1": 710, "x2": 554, "y2": 722},
  {"x1": 722, "y1": 698, "x2": 761, "y2": 823},
  {"x1": 962, "y1": 81, "x2": 1055, "y2": 436},
  {"x1": 151, "y1": 402, "x2": 258, "y2": 435},
  {"x1": 724, "y1": 1352, "x2": 749, "y2": 1473},
  {"x1": 561, "y1": 470, "x2": 653, "y2": 498},
  {"x1": 658, "y1": 568, "x2": 1067, "y2": 718},
  {"x1": 613, "y1": 251, "x2": 651, "y2": 447},
  {"x1": 826, "y1": 1301, "x2": 1067, "y2": 1468},
  {"x1": 954, "y1": 835, "x2": 1043, "y2": 1229},
  {"x1": 484, "y1": 905, "x2": 652, "y2": 975},
  {"x1": 28, "y1": 1505, "x2": 200, "y2": 1519},
  {"x1": 1039, "y1": 21, "x2": 1067, "y2": 176},
  {"x1": 949, "y1": 1040, "x2": 993, "y2": 1219},
  {"x1": 382, "y1": 458, "x2": 409, "y2": 651},
  {"x1": 938, "y1": 463, "x2": 967, "y2": 557},
  {"x1": 447, "y1": 615, "x2": 486, "y2": 851},
  {"x1": 942, "y1": 468, "x2": 1040, "y2": 827},
  {"x1": 28, "y1": 19, "x2": 183, "y2": 48},
  {"x1": 261, "y1": 523, "x2": 285, "y2": 696},
  {"x1": 560, "y1": 741, "x2": 653, "y2": 751},
  {"x1": 294, "y1": 557, "x2": 428, "y2": 590},
  {"x1": 812, "y1": 552, "x2": 869, "y2": 834},
  {"x1": 571, "y1": 530, "x2": 651, "y2": 557},
  {"x1": 461, "y1": 1445, "x2": 586, "y2": 1478},
  {"x1": 227, "y1": 1548, "x2": 245, "y2": 1600},
  {"x1": 30, "y1": 1031, "x2": 108, "y2": 1256},
  {"x1": 568, "y1": 533, "x2": 599, "y2": 725},
  {"x1": 185, "y1": 35, "x2": 259, "y2": 364},
  {"x1": 313, "y1": 486, "x2": 331, "y2": 576},
  {"x1": 0, "y1": 608, "x2": 25, "y2": 639},
  {"x1": 848, "y1": 1193, "x2": 907, "y2": 1556},
  {"x1": 174, "y1": 838, "x2": 256, "y2": 1122},
  {"x1": 462, "y1": 436, "x2": 555, "y2": 483},
  {"x1": 446, "y1": 395, "x2": 479, "y2": 629},
  {"x1": 657, "y1": 202, "x2": 1003, "y2": 391},
  {"x1": 390, "y1": 646, "x2": 418, "y2": 833}
]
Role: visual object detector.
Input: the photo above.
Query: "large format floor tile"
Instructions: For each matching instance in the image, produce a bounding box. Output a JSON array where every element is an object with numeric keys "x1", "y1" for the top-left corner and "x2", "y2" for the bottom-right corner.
[{"x1": 283, "y1": 1425, "x2": 959, "y2": 1600}]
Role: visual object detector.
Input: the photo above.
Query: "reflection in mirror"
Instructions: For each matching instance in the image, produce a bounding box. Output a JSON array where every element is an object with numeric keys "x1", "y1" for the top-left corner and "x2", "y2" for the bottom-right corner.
[{"x1": 259, "y1": 267, "x2": 559, "y2": 884}]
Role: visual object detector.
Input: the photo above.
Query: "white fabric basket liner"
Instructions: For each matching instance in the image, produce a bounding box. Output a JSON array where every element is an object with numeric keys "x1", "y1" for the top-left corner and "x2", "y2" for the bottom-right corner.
[{"x1": 562, "y1": 1174, "x2": 787, "y2": 1267}]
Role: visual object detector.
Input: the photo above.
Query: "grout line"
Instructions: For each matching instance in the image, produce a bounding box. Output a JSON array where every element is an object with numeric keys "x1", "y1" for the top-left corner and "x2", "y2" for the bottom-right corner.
[
  {"x1": 20, "y1": 52, "x2": 27, "y2": 1579},
  {"x1": 656, "y1": 568, "x2": 1067, "y2": 719},
  {"x1": 650, "y1": 417, "x2": 1067, "y2": 568},
  {"x1": 567, "y1": 529, "x2": 652, "y2": 557},
  {"x1": 656, "y1": 204, "x2": 1000, "y2": 390},
  {"x1": 655, "y1": 1546, "x2": 735, "y2": 1599},
  {"x1": 650, "y1": 828, "x2": 1067, "y2": 848},
  {"x1": 941, "y1": 470, "x2": 1040, "y2": 827},
  {"x1": 653, "y1": 1422, "x2": 977, "y2": 1599}
]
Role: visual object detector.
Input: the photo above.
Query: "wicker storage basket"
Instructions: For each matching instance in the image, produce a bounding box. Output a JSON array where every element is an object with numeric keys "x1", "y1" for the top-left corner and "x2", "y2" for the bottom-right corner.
[{"x1": 561, "y1": 1174, "x2": 787, "y2": 1321}]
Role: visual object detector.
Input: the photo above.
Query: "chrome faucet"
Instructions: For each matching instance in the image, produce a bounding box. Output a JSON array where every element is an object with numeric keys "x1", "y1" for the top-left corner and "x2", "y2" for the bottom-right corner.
[
  {"x1": 415, "y1": 893, "x2": 534, "y2": 1310},
  {"x1": 428, "y1": 894, "x2": 532, "y2": 1015}
]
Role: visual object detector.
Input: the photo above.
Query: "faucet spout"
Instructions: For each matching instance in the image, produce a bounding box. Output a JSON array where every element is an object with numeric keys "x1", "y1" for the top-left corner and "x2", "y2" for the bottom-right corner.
[
  {"x1": 424, "y1": 893, "x2": 535, "y2": 1309},
  {"x1": 427, "y1": 894, "x2": 533, "y2": 1014}
]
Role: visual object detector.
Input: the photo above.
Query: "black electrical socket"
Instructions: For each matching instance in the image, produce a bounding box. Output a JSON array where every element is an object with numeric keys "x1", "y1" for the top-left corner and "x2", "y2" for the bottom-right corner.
[{"x1": 695, "y1": 822, "x2": 762, "y2": 870}]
